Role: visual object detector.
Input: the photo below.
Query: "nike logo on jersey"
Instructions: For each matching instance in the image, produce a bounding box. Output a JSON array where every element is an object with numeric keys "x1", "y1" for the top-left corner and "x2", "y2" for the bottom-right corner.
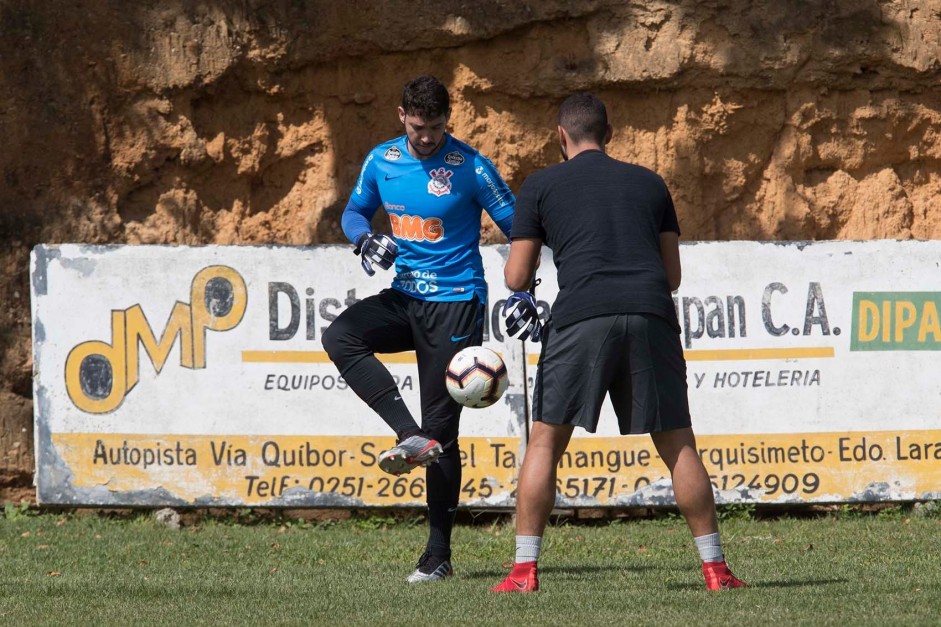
[
  {"x1": 450, "y1": 334, "x2": 471, "y2": 342},
  {"x1": 384, "y1": 174, "x2": 404, "y2": 180}
]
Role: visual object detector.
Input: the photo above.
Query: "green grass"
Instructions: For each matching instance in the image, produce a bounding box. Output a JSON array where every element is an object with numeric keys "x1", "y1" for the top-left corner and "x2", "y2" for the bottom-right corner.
[{"x1": 1, "y1": 506, "x2": 940, "y2": 625}]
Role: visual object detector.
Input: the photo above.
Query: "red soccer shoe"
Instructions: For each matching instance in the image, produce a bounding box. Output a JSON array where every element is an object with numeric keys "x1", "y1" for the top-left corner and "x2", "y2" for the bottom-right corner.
[
  {"x1": 491, "y1": 561, "x2": 539, "y2": 593},
  {"x1": 702, "y1": 560, "x2": 747, "y2": 591}
]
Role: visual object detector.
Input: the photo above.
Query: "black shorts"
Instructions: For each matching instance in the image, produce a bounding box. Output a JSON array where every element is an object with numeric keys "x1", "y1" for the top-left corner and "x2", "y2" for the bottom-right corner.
[
  {"x1": 332, "y1": 288, "x2": 485, "y2": 443},
  {"x1": 532, "y1": 313, "x2": 691, "y2": 434}
]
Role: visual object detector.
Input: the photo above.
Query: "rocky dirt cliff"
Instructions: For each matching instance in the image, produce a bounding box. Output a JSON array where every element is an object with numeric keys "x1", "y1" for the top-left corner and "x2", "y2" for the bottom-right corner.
[{"x1": 1, "y1": 0, "x2": 940, "y2": 499}]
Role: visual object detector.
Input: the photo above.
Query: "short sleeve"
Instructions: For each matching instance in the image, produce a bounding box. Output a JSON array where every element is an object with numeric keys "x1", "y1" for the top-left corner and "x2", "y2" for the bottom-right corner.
[
  {"x1": 509, "y1": 175, "x2": 545, "y2": 240},
  {"x1": 658, "y1": 177, "x2": 681, "y2": 236}
]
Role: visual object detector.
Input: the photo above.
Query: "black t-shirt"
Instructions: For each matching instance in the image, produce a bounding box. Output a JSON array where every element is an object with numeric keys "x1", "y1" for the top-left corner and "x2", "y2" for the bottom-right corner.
[{"x1": 511, "y1": 150, "x2": 681, "y2": 331}]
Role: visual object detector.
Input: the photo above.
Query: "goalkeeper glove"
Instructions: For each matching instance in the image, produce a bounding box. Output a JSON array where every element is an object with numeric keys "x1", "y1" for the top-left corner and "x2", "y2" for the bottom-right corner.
[
  {"x1": 502, "y1": 291, "x2": 542, "y2": 342},
  {"x1": 354, "y1": 233, "x2": 398, "y2": 276}
]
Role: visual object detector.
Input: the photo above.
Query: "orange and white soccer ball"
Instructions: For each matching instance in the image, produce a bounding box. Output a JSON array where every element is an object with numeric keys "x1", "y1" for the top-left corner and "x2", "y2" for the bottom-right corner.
[{"x1": 445, "y1": 346, "x2": 509, "y2": 408}]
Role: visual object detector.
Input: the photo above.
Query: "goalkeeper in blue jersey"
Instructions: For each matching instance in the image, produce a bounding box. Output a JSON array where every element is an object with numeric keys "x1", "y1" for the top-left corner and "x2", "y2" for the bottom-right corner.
[{"x1": 322, "y1": 75, "x2": 515, "y2": 583}]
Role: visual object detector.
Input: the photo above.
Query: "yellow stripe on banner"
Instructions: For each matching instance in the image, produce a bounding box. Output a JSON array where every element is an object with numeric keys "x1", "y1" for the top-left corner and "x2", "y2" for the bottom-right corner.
[
  {"x1": 526, "y1": 346, "x2": 834, "y2": 365},
  {"x1": 244, "y1": 347, "x2": 834, "y2": 366},
  {"x1": 51, "y1": 429, "x2": 941, "y2": 505},
  {"x1": 242, "y1": 350, "x2": 417, "y2": 364},
  {"x1": 683, "y1": 347, "x2": 835, "y2": 361},
  {"x1": 52, "y1": 433, "x2": 520, "y2": 505}
]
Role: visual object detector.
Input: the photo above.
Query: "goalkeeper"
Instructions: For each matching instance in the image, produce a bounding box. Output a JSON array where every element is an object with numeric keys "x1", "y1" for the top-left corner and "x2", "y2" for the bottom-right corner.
[
  {"x1": 494, "y1": 93, "x2": 746, "y2": 592},
  {"x1": 322, "y1": 75, "x2": 514, "y2": 584}
]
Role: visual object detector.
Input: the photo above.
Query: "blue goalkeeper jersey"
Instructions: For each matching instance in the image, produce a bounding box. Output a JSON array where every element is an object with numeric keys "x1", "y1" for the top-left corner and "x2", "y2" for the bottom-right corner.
[{"x1": 342, "y1": 134, "x2": 515, "y2": 302}]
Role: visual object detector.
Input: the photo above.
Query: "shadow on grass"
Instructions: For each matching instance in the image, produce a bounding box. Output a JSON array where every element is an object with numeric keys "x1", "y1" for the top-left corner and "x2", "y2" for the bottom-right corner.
[
  {"x1": 665, "y1": 577, "x2": 849, "y2": 591},
  {"x1": 463, "y1": 564, "x2": 657, "y2": 580}
]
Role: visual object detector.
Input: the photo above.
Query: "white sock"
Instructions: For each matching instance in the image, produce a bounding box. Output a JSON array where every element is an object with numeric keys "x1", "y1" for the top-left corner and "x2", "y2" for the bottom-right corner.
[
  {"x1": 694, "y1": 532, "x2": 724, "y2": 562},
  {"x1": 515, "y1": 535, "x2": 542, "y2": 563}
]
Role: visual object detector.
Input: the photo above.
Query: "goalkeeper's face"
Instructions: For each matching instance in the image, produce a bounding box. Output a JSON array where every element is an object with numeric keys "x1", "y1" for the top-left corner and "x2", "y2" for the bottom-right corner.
[{"x1": 399, "y1": 108, "x2": 448, "y2": 159}]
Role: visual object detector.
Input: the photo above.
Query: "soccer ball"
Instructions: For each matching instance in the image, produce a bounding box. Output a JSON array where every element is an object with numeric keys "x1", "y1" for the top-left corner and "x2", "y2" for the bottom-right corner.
[{"x1": 445, "y1": 346, "x2": 509, "y2": 408}]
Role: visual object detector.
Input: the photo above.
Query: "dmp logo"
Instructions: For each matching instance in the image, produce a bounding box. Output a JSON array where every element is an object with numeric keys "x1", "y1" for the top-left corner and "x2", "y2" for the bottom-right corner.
[{"x1": 65, "y1": 266, "x2": 247, "y2": 414}]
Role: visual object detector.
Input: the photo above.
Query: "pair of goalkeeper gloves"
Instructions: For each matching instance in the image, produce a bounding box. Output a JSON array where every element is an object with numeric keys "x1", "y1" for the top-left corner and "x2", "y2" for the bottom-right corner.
[{"x1": 353, "y1": 232, "x2": 542, "y2": 342}]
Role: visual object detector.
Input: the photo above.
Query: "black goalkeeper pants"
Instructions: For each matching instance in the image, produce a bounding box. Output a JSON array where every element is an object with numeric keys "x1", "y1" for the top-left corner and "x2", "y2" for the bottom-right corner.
[{"x1": 322, "y1": 288, "x2": 485, "y2": 506}]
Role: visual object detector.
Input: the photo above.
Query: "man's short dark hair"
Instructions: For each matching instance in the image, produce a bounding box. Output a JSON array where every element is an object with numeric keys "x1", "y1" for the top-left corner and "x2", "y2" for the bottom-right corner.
[
  {"x1": 402, "y1": 75, "x2": 450, "y2": 119},
  {"x1": 558, "y1": 92, "x2": 608, "y2": 145}
]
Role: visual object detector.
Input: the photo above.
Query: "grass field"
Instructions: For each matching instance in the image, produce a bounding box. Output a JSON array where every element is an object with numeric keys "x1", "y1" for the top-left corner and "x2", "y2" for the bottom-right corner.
[{"x1": 1, "y1": 504, "x2": 940, "y2": 625}]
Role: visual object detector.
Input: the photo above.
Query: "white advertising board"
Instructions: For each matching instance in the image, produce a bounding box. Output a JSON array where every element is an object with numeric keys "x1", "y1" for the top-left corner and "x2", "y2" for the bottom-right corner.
[
  {"x1": 31, "y1": 245, "x2": 526, "y2": 507},
  {"x1": 31, "y1": 241, "x2": 941, "y2": 508},
  {"x1": 534, "y1": 241, "x2": 941, "y2": 506}
]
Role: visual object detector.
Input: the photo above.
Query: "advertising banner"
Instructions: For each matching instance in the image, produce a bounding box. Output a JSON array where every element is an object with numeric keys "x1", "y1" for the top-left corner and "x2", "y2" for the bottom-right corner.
[
  {"x1": 535, "y1": 241, "x2": 941, "y2": 506},
  {"x1": 31, "y1": 245, "x2": 526, "y2": 507},
  {"x1": 31, "y1": 241, "x2": 941, "y2": 507}
]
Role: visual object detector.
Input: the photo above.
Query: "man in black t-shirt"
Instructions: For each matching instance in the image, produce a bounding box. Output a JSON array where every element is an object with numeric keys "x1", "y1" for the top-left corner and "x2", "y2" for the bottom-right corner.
[{"x1": 492, "y1": 93, "x2": 746, "y2": 593}]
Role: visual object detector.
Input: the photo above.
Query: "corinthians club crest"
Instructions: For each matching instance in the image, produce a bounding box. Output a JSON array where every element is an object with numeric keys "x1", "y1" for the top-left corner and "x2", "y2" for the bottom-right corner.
[{"x1": 427, "y1": 167, "x2": 453, "y2": 197}]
